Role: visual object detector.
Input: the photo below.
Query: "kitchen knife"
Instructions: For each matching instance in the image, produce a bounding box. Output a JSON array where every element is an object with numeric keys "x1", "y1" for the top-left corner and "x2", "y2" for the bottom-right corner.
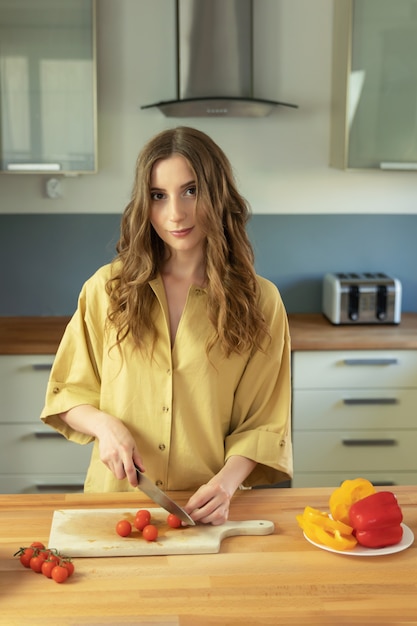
[{"x1": 135, "y1": 466, "x2": 195, "y2": 526}]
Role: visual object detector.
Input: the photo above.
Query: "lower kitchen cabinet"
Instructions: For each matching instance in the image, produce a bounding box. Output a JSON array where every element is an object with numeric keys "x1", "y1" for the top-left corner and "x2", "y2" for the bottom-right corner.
[
  {"x1": 0, "y1": 355, "x2": 90, "y2": 493},
  {"x1": 292, "y1": 349, "x2": 417, "y2": 487}
]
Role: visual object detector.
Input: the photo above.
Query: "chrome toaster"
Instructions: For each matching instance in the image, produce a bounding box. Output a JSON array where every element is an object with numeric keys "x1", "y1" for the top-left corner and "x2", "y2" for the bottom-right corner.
[{"x1": 322, "y1": 272, "x2": 402, "y2": 325}]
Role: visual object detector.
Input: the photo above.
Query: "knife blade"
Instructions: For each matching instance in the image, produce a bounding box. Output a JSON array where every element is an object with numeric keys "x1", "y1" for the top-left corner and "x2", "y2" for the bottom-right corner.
[{"x1": 135, "y1": 466, "x2": 195, "y2": 526}]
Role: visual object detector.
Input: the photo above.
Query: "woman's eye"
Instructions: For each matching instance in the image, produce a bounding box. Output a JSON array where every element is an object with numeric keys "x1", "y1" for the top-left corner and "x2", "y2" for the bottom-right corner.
[
  {"x1": 151, "y1": 191, "x2": 164, "y2": 201},
  {"x1": 185, "y1": 186, "x2": 197, "y2": 197}
]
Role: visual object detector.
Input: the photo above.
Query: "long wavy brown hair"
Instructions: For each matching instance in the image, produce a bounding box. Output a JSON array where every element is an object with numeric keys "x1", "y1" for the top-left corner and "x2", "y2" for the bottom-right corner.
[{"x1": 106, "y1": 126, "x2": 270, "y2": 357}]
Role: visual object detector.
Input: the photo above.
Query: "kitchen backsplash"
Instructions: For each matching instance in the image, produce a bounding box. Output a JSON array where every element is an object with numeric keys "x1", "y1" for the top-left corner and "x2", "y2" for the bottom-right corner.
[{"x1": 1, "y1": 213, "x2": 416, "y2": 316}]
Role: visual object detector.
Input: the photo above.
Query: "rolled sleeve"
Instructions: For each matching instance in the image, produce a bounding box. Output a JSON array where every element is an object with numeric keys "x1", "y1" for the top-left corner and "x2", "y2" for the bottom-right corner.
[
  {"x1": 40, "y1": 280, "x2": 103, "y2": 445},
  {"x1": 225, "y1": 280, "x2": 292, "y2": 486}
]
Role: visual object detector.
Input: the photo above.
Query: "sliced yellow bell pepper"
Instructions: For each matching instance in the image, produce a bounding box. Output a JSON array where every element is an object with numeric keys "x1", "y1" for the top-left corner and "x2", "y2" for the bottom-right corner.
[
  {"x1": 305, "y1": 524, "x2": 358, "y2": 552},
  {"x1": 329, "y1": 478, "x2": 376, "y2": 526},
  {"x1": 296, "y1": 505, "x2": 357, "y2": 551}
]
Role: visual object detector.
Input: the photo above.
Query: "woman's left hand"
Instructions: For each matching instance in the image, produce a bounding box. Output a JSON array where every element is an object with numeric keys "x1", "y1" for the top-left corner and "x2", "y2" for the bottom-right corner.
[
  {"x1": 184, "y1": 481, "x2": 232, "y2": 526},
  {"x1": 184, "y1": 455, "x2": 257, "y2": 525}
]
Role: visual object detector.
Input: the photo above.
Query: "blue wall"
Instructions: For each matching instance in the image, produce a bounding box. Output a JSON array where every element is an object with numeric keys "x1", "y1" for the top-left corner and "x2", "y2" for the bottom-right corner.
[{"x1": 1, "y1": 214, "x2": 416, "y2": 316}]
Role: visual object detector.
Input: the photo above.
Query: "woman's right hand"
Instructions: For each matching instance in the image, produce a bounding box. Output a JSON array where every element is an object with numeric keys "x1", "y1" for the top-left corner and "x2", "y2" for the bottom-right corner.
[
  {"x1": 95, "y1": 411, "x2": 145, "y2": 486},
  {"x1": 59, "y1": 405, "x2": 145, "y2": 487}
]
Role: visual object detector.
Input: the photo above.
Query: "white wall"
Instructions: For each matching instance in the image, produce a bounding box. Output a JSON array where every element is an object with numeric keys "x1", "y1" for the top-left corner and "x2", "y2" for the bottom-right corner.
[{"x1": 0, "y1": 0, "x2": 416, "y2": 215}]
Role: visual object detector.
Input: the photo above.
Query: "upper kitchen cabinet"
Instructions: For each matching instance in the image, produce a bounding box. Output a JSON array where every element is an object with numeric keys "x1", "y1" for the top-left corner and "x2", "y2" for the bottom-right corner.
[
  {"x1": 0, "y1": 0, "x2": 97, "y2": 175},
  {"x1": 330, "y1": 0, "x2": 417, "y2": 171}
]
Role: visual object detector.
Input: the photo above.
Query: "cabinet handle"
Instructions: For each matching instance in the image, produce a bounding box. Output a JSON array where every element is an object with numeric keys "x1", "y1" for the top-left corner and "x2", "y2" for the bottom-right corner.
[
  {"x1": 343, "y1": 358, "x2": 398, "y2": 366},
  {"x1": 343, "y1": 398, "x2": 398, "y2": 405},
  {"x1": 35, "y1": 484, "x2": 84, "y2": 492},
  {"x1": 7, "y1": 163, "x2": 61, "y2": 172},
  {"x1": 31, "y1": 363, "x2": 53, "y2": 371},
  {"x1": 342, "y1": 438, "x2": 397, "y2": 446},
  {"x1": 34, "y1": 431, "x2": 63, "y2": 439},
  {"x1": 380, "y1": 161, "x2": 417, "y2": 171}
]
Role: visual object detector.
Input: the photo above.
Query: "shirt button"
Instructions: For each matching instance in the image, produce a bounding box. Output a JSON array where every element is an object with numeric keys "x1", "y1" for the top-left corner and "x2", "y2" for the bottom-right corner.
[
  {"x1": 156, "y1": 480, "x2": 163, "y2": 488},
  {"x1": 158, "y1": 443, "x2": 166, "y2": 451},
  {"x1": 162, "y1": 406, "x2": 169, "y2": 413},
  {"x1": 166, "y1": 369, "x2": 171, "y2": 375},
  {"x1": 52, "y1": 387, "x2": 60, "y2": 394}
]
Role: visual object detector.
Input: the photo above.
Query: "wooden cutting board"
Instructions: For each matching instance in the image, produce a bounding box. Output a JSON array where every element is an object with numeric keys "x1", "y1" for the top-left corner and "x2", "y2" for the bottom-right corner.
[{"x1": 48, "y1": 507, "x2": 275, "y2": 557}]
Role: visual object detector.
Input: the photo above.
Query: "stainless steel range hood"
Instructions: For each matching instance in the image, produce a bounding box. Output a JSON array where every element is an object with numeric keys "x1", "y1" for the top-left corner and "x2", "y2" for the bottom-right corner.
[{"x1": 141, "y1": 0, "x2": 298, "y2": 118}]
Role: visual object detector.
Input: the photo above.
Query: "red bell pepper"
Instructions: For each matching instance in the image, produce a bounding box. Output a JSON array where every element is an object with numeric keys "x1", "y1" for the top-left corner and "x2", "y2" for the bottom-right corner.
[{"x1": 348, "y1": 491, "x2": 403, "y2": 549}]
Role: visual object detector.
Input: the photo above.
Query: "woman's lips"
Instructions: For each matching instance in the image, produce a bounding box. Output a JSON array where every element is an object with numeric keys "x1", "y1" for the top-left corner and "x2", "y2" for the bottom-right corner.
[{"x1": 170, "y1": 227, "x2": 194, "y2": 238}]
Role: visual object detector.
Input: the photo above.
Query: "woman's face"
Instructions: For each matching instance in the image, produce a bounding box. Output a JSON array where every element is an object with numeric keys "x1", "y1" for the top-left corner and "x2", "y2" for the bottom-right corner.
[{"x1": 149, "y1": 154, "x2": 206, "y2": 256}]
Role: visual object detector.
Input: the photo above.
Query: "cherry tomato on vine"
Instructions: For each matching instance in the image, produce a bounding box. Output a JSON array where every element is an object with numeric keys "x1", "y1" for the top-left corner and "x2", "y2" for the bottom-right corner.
[
  {"x1": 30, "y1": 554, "x2": 46, "y2": 573},
  {"x1": 167, "y1": 513, "x2": 182, "y2": 529},
  {"x1": 41, "y1": 560, "x2": 57, "y2": 578},
  {"x1": 48, "y1": 553, "x2": 61, "y2": 566},
  {"x1": 40, "y1": 549, "x2": 54, "y2": 560},
  {"x1": 19, "y1": 548, "x2": 35, "y2": 568},
  {"x1": 116, "y1": 519, "x2": 132, "y2": 537},
  {"x1": 62, "y1": 560, "x2": 75, "y2": 577},
  {"x1": 142, "y1": 524, "x2": 158, "y2": 542},
  {"x1": 30, "y1": 541, "x2": 45, "y2": 550},
  {"x1": 51, "y1": 564, "x2": 69, "y2": 584}
]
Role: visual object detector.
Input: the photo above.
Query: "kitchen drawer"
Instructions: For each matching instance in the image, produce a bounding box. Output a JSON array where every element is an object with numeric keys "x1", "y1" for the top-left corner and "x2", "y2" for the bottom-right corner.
[
  {"x1": 292, "y1": 350, "x2": 417, "y2": 389},
  {"x1": 292, "y1": 471, "x2": 417, "y2": 488},
  {"x1": 293, "y1": 430, "x2": 417, "y2": 472},
  {"x1": 0, "y1": 474, "x2": 86, "y2": 494},
  {"x1": 0, "y1": 355, "x2": 53, "y2": 423},
  {"x1": 293, "y1": 389, "x2": 417, "y2": 429},
  {"x1": 0, "y1": 424, "x2": 91, "y2": 474}
]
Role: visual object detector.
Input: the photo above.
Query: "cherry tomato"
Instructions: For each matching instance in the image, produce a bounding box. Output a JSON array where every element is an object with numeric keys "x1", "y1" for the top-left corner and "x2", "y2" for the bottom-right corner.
[
  {"x1": 134, "y1": 509, "x2": 151, "y2": 531},
  {"x1": 51, "y1": 565, "x2": 69, "y2": 584},
  {"x1": 116, "y1": 519, "x2": 132, "y2": 537},
  {"x1": 41, "y1": 560, "x2": 57, "y2": 578},
  {"x1": 30, "y1": 541, "x2": 45, "y2": 550},
  {"x1": 142, "y1": 524, "x2": 158, "y2": 542},
  {"x1": 30, "y1": 555, "x2": 46, "y2": 573},
  {"x1": 48, "y1": 553, "x2": 61, "y2": 566},
  {"x1": 62, "y1": 560, "x2": 75, "y2": 577},
  {"x1": 19, "y1": 548, "x2": 35, "y2": 568},
  {"x1": 136, "y1": 509, "x2": 151, "y2": 522},
  {"x1": 167, "y1": 513, "x2": 182, "y2": 529}
]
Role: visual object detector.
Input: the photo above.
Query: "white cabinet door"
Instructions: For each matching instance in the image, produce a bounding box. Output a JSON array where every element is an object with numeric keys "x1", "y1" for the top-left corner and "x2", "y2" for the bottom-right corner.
[
  {"x1": 0, "y1": 424, "x2": 91, "y2": 474},
  {"x1": 293, "y1": 389, "x2": 417, "y2": 429},
  {"x1": 293, "y1": 430, "x2": 417, "y2": 472},
  {"x1": 292, "y1": 471, "x2": 417, "y2": 488},
  {"x1": 292, "y1": 349, "x2": 417, "y2": 487},
  {"x1": 0, "y1": 354, "x2": 91, "y2": 493},
  {"x1": 0, "y1": 474, "x2": 87, "y2": 494},
  {"x1": 0, "y1": 355, "x2": 53, "y2": 423},
  {"x1": 292, "y1": 350, "x2": 417, "y2": 389}
]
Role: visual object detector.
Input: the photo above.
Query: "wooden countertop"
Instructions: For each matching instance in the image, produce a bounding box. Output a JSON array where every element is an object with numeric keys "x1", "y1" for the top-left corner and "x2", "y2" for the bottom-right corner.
[
  {"x1": 1, "y1": 313, "x2": 417, "y2": 354},
  {"x1": 0, "y1": 316, "x2": 71, "y2": 354},
  {"x1": 0, "y1": 487, "x2": 416, "y2": 625},
  {"x1": 289, "y1": 312, "x2": 417, "y2": 351}
]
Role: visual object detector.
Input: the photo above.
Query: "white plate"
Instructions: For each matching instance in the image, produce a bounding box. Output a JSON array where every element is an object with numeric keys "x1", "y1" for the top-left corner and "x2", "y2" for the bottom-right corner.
[{"x1": 303, "y1": 523, "x2": 414, "y2": 556}]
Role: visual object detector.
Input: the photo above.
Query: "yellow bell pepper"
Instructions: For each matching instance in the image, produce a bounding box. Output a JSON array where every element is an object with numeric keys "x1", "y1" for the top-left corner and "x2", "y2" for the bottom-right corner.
[
  {"x1": 329, "y1": 478, "x2": 376, "y2": 526},
  {"x1": 296, "y1": 505, "x2": 357, "y2": 551}
]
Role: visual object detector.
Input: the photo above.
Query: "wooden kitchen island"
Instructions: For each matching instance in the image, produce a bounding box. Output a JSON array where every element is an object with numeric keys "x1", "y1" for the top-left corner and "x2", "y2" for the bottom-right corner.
[{"x1": 0, "y1": 487, "x2": 416, "y2": 625}]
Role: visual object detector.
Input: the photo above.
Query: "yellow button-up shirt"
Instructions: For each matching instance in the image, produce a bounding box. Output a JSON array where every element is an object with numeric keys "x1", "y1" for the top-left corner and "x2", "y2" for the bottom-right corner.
[{"x1": 41, "y1": 264, "x2": 292, "y2": 492}]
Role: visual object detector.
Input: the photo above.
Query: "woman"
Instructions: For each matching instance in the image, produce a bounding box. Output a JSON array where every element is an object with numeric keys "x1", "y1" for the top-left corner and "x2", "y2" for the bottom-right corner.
[{"x1": 41, "y1": 126, "x2": 292, "y2": 525}]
